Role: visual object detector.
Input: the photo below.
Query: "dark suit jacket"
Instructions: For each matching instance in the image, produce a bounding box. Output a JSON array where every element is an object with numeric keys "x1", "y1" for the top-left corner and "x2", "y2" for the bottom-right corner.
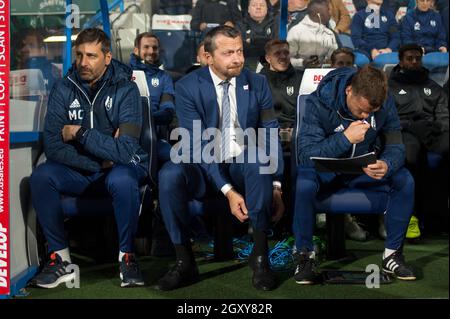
[{"x1": 174, "y1": 66, "x2": 284, "y2": 191}]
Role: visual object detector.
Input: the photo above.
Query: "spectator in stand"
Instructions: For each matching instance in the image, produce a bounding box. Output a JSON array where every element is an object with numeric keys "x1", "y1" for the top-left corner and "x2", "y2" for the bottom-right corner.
[
  {"x1": 354, "y1": 0, "x2": 409, "y2": 13},
  {"x1": 287, "y1": 0, "x2": 338, "y2": 69},
  {"x1": 401, "y1": 0, "x2": 448, "y2": 70},
  {"x1": 237, "y1": 0, "x2": 277, "y2": 71},
  {"x1": 328, "y1": 0, "x2": 352, "y2": 34},
  {"x1": 18, "y1": 28, "x2": 59, "y2": 92},
  {"x1": 190, "y1": 0, "x2": 242, "y2": 32},
  {"x1": 351, "y1": 0, "x2": 400, "y2": 68},
  {"x1": 286, "y1": 0, "x2": 310, "y2": 29},
  {"x1": 242, "y1": 0, "x2": 281, "y2": 13}
]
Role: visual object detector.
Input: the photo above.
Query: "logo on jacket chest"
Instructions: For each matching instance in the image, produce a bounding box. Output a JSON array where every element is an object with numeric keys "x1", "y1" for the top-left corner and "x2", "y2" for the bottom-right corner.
[
  {"x1": 414, "y1": 22, "x2": 421, "y2": 31},
  {"x1": 151, "y1": 77, "x2": 160, "y2": 87},
  {"x1": 424, "y1": 88, "x2": 432, "y2": 96},
  {"x1": 286, "y1": 86, "x2": 294, "y2": 96},
  {"x1": 68, "y1": 98, "x2": 84, "y2": 120},
  {"x1": 430, "y1": 20, "x2": 436, "y2": 27},
  {"x1": 334, "y1": 124, "x2": 345, "y2": 132},
  {"x1": 105, "y1": 96, "x2": 113, "y2": 111}
]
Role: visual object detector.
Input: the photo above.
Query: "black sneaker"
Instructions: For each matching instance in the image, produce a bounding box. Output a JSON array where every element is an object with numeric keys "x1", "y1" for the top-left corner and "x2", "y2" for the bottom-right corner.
[
  {"x1": 382, "y1": 251, "x2": 416, "y2": 280},
  {"x1": 119, "y1": 253, "x2": 145, "y2": 287},
  {"x1": 293, "y1": 250, "x2": 317, "y2": 285},
  {"x1": 32, "y1": 253, "x2": 76, "y2": 289},
  {"x1": 155, "y1": 259, "x2": 199, "y2": 291}
]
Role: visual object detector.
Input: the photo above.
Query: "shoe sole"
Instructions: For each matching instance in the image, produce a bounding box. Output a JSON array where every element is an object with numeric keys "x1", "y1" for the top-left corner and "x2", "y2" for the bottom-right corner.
[
  {"x1": 382, "y1": 269, "x2": 416, "y2": 281},
  {"x1": 295, "y1": 279, "x2": 315, "y2": 285},
  {"x1": 120, "y1": 273, "x2": 145, "y2": 288},
  {"x1": 35, "y1": 272, "x2": 76, "y2": 289}
]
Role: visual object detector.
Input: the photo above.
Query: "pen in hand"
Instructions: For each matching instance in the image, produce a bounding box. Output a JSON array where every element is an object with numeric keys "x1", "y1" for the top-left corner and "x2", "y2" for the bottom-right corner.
[{"x1": 361, "y1": 119, "x2": 371, "y2": 127}]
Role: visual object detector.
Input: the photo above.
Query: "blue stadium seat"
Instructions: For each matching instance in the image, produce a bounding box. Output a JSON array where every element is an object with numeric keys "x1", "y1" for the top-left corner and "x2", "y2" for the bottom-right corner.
[{"x1": 337, "y1": 33, "x2": 355, "y2": 49}]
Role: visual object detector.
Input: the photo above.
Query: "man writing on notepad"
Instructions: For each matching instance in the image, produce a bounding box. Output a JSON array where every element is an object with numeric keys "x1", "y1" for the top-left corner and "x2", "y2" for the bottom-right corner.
[{"x1": 292, "y1": 65, "x2": 417, "y2": 285}]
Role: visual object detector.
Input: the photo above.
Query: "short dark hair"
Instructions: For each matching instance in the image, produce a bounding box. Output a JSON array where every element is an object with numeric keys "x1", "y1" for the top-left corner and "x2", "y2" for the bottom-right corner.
[
  {"x1": 264, "y1": 39, "x2": 289, "y2": 55},
  {"x1": 351, "y1": 65, "x2": 388, "y2": 109},
  {"x1": 75, "y1": 28, "x2": 110, "y2": 54},
  {"x1": 307, "y1": 0, "x2": 329, "y2": 16},
  {"x1": 204, "y1": 25, "x2": 242, "y2": 54},
  {"x1": 196, "y1": 41, "x2": 205, "y2": 54},
  {"x1": 398, "y1": 43, "x2": 423, "y2": 61},
  {"x1": 134, "y1": 32, "x2": 160, "y2": 49},
  {"x1": 331, "y1": 48, "x2": 355, "y2": 65}
]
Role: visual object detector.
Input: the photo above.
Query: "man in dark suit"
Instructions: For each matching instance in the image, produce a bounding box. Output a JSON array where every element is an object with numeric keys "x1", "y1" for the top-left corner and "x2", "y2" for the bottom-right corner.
[{"x1": 156, "y1": 26, "x2": 285, "y2": 291}]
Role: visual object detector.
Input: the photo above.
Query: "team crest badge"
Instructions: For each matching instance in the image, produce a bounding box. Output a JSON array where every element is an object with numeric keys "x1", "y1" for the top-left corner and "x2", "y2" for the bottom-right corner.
[
  {"x1": 151, "y1": 78, "x2": 159, "y2": 87},
  {"x1": 430, "y1": 20, "x2": 436, "y2": 27},
  {"x1": 381, "y1": 16, "x2": 387, "y2": 23},
  {"x1": 286, "y1": 86, "x2": 294, "y2": 96},
  {"x1": 424, "y1": 88, "x2": 431, "y2": 96},
  {"x1": 105, "y1": 96, "x2": 113, "y2": 111}
]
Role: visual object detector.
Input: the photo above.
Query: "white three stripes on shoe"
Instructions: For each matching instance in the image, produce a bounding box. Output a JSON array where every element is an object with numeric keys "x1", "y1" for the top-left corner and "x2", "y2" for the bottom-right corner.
[{"x1": 386, "y1": 259, "x2": 399, "y2": 271}]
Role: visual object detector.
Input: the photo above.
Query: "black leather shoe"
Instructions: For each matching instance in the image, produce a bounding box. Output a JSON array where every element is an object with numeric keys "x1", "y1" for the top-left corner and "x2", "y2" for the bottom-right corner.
[
  {"x1": 155, "y1": 259, "x2": 199, "y2": 291},
  {"x1": 248, "y1": 254, "x2": 277, "y2": 291}
]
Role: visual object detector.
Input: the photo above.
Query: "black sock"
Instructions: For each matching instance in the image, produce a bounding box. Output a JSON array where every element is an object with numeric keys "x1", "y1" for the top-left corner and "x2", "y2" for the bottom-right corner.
[
  {"x1": 252, "y1": 230, "x2": 268, "y2": 256},
  {"x1": 174, "y1": 242, "x2": 194, "y2": 264}
]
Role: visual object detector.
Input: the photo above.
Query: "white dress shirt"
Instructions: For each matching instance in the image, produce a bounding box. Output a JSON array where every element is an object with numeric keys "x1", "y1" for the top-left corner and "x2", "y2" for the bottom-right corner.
[{"x1": 209, "y1": 67, "x2": 281, "y2": 195}]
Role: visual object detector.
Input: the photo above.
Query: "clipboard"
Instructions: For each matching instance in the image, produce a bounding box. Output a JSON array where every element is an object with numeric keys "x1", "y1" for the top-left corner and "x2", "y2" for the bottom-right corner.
[{"x1": 310, "y1": 152, "x2": 377, "y2": 174}]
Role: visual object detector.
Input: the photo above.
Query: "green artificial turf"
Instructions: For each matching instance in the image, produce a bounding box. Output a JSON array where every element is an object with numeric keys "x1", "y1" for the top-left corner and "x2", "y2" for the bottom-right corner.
[{"x1": 22, "y1": 235, "x2": 448, "y2": 299}]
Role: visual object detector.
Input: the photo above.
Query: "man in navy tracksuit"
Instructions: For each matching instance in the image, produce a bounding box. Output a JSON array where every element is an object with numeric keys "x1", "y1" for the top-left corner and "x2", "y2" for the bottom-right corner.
[
  {"x1": 29, "y1": 28, "x2": 148, "y2": 288},
  {"x1": 293, "y1": 66, "x2": 417, "y2": 284},
  {"x1": 351, "y1": 0, "x2": 400, "y2": 67},
  {"x1": 129, "y1": 32, "x2": 175, "y2": 163}
]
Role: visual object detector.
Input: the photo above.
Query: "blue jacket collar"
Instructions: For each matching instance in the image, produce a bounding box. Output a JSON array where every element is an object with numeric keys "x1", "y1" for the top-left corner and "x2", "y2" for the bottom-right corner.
[{"x1": 129, "y1": 53, "x2": 162, "y2": 74}]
